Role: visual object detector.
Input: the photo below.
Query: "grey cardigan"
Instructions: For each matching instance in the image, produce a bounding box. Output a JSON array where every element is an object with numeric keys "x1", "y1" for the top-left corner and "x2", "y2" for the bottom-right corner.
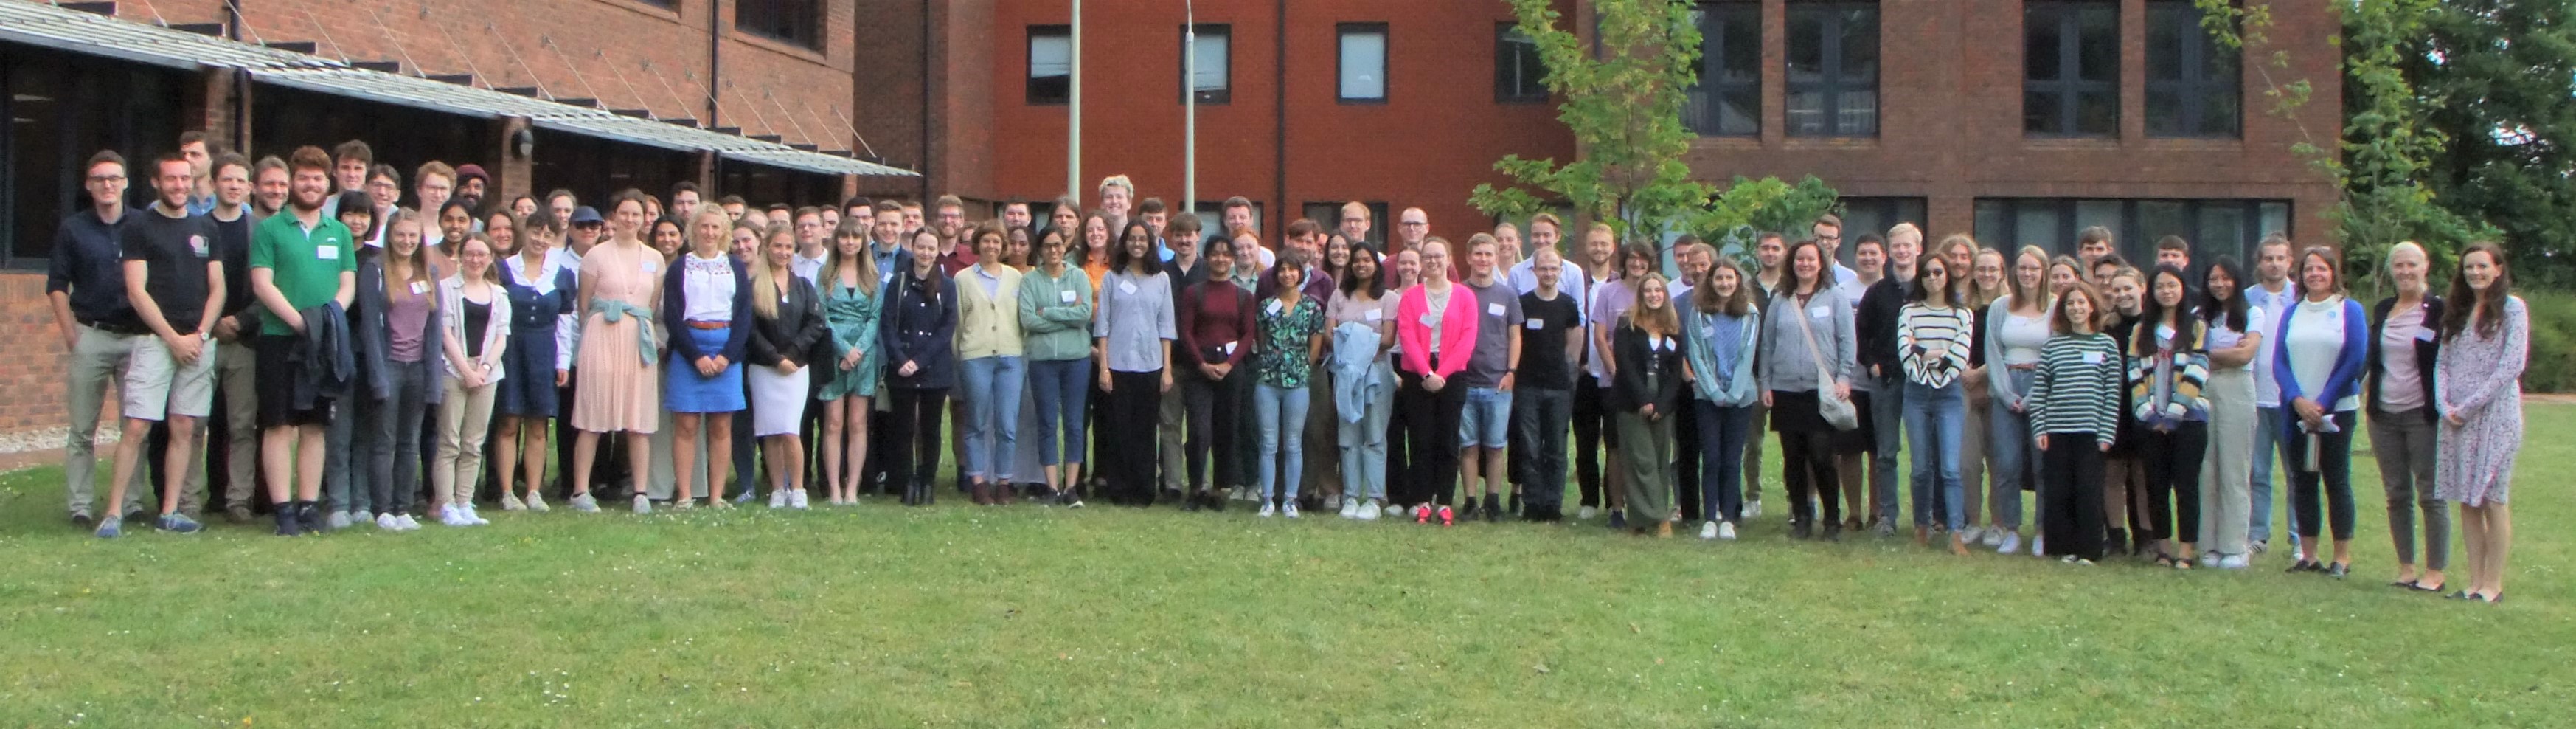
[{"x1": 1756, "y1": 284, "x2": 1856, "y2": 393}]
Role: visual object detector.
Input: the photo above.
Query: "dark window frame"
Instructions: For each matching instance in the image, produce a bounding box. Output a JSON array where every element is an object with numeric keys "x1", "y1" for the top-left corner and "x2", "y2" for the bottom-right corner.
[
  {"x1": 1784, "y1": 1, "x2": 1879, "y2": 138},
  {"x1": 1496, "y1": 23, "x2": 1548, "y2": 105},
  {"x1": 1685, "y1": 1, "x2": 1762, "y2": 137},
  {"x1": 2024, "y1": 1, "x2": 2120, "y2": 137},
  {"x1": 1181, "y1": 24, "x2": 1232, "y2": 105},
  {"x1": 735, "y1": 0, "x2": 824, "y2": 51},
  {"x1": 2145, "y1": 1, "x2": 2242, "y2": 138},
  {"x1": 1337, "y1": 22, "x2": 1390, "y2": 105},
  {"x1": 1971, "y1": 198, "x2": 2291, "y2": 267},
  {"x1": 1027, "y1": 25, "x2": 1072, "y2": 106}
]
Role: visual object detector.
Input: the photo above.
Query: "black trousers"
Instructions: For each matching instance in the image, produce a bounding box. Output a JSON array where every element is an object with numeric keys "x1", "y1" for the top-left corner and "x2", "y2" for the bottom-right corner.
[
  {"x1": 2042, "y1": 432, "x2": 2108, "y2": 562},
  {"x1": 1673, "y1": 394, "x2": 1702, "y2": 520},
  {"x1": 885, "y1": 387, "x2": 950, "y2": 490},
  {"x1": 1103, "y1": 370, "x2": 1164, "y2": 503},
  {"x1": 1394, "y1": 369, "x2": 1467, "y2": 507},
  {"x1": 1180, "y1": 366, "x2": 1243, "y2": 490},
  {"x1": 1780, "y1": 430, "x2": 1839, "y2": 527},
  {"x1": 1572, "y1": 376, "x2": 1609, "y2": 508},
  {"x1": 2139, "y1": 421, "x2": 2208, "y2": 545},
  {"x1": 2285, "y1": 410, "x2": 2358, "y2": 542}
]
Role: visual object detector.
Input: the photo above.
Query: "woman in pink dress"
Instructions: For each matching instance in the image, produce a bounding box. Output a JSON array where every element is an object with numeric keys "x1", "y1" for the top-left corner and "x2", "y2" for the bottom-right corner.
[
  {"x1": 568, "y1": 191, "x2": 664, "y2": 512},
  {"x1": 2434, "y1": 242, "x2": 2526, "y2": 604}
]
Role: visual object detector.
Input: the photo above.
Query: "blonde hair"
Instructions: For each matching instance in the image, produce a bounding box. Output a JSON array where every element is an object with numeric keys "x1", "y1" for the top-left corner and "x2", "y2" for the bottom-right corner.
[{"x1": 751, "y1": 223, "x2": 794, "y2": 320}]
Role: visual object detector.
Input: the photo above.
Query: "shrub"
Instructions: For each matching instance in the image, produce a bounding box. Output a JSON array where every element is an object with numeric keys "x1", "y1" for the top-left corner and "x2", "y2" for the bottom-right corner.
[{"x1": 2517, "y1": 289, "x2": 2576, "y2": 393}]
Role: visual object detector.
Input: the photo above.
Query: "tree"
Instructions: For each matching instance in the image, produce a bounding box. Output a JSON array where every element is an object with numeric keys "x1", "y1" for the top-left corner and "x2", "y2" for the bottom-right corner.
[
  {"x1": 1692, "y1": 176, "x2": 1841, "y2": 260},
  {"x1": 1471, "y1": 0, "x2": 1714, "y2": 243},
  {"x1": 2408, "y1": 0, "x2": 2576, "y2": 285}
]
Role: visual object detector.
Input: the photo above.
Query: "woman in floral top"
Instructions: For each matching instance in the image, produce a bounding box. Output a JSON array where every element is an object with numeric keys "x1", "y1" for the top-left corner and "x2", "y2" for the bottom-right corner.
[{"x1": 1251, "y1": 250, "x2": 1328, "y2": 516}]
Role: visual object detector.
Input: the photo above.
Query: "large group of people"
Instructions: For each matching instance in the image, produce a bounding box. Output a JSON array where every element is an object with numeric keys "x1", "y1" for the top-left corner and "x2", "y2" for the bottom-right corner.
[{"x1": 44, "y1": 134, "x2": 2528, "y2": 604}]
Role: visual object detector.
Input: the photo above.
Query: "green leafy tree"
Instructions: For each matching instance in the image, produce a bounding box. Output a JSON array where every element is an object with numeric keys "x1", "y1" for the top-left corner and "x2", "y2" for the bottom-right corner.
[
  {"x1": 2407, "y1": 0, "x2": 2576, "y2": 286},
  {"x1": 1692, "y1": 176, "x2": 1841, "y2": 259},
  {"x1": 1471, "y1": 0, "x2": 1714, "y2": 244}
]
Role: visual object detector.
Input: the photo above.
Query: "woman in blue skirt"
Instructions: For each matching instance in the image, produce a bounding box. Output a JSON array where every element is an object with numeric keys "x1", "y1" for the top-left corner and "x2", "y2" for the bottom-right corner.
[
  {"x1": 493, "y1": 208, "x2": 577, "y2": 511},
  {"x1": 662, "y1": 207, "x2": 754, "y2": 507}
]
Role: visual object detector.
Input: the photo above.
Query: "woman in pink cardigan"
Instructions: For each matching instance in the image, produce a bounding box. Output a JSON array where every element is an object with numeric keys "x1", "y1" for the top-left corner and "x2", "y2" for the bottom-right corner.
[{"x1": 1393, "y1": 238, "x2": 1482, "y2": 525}]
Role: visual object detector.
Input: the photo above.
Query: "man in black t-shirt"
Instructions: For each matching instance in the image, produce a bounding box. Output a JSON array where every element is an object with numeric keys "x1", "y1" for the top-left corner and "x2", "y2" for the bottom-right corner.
[
  {"x1": 1512, "y1": 249, "x2": 1585, "y2": 522},
  {"x1": 202, "y1": 152, "x2": 264, "y2": 522},
  {"x1": 97, "y1": 152, "x2": 225, "y2": 537}
]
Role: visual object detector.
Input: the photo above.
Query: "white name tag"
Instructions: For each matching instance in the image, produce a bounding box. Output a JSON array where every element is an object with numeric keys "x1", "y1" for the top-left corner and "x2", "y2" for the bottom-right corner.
[
  {"x1": 1524, "y1": 319, "x2": 1544, "y2": 331},
  {"x1": 1419, "y1": 313, "x2": 1441, "y2": 328},
  {"x1": 1266, "y1": 299, "x2": 1284, "y2": 316},
  {"x1": 316, "y1": 246, "x2": 339, "y2": 260},
  {"x1": 2157, "y1": 324, "x2": 2176, "y2": 342},
  {"x1": 1223, "y1": 342, "x2": 1238, "y2": 356},
  {"x1": 1702, "y1": 325, "x2": 1718, "y2": 339},
  {"x1": 1364, "y1": 308, "x2": 1383, "y2": 322},
  {"x1": 642, "y1": 260, "x2": 659, "y2": 274},
  {"x1": 1487, "y1": 303, "x2": 1506, "y2": 317},
  {"x1": 2414, "y1": 327, "x2": 2434, "y2": 342},
  {"x1": 1118, "y1": 280, "x2": 1139, "y2": 296},
  {"x1": 1058, "y1": 289, "x2": 1076, "y2": 303},
  {"x1": 409, "y1": 281, "x2": 428, "y2": 296},
  {"x1": 1808, "y1": 305, "x2": 1828, "y2": 319},
  {"x1": 2083, "y1": 351, "x2": 2105, "y2": 365}
]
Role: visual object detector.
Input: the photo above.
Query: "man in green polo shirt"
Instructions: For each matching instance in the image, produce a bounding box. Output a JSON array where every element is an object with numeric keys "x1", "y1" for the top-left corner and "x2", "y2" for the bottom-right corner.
[{"x1": 248, "y1": 145, "x2": 356, "y2": 536}]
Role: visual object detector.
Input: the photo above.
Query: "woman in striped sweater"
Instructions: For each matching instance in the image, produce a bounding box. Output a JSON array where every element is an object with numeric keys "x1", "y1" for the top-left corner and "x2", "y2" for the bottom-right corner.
[
  {"x1": 2131, "y1": 264, "x2": 2211, "y2": 569},
  {"x1": 1898, "y1": 255, "x2": 1975, "y2": 554},
  {"x1": 2030, "y1": 280, "x2": 2123, "y2": 564}
]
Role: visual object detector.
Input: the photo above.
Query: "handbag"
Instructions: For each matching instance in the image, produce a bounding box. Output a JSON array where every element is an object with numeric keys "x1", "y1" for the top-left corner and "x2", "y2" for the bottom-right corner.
[{"x1": 1790, "y1": 297, "x2": 1859, "y2": 431}]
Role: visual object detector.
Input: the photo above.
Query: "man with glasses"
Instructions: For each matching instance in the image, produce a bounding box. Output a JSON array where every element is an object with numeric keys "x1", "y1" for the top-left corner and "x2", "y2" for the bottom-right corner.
[
  {"x1": 49, "y1": 151, "x2": 150, "y2": 527},
  {"x1": 1813, "y1": 213, "x2": 1859, "y2": 289},
  {"x1": 361, "y1": 165, "x2": 402, "y2": 249},
  {"x1": 934, "y1": 195, "x2": 975, "y2": 276},
  {"x1": 793, "y1": 206, "x2": 830, "y2": 285}
]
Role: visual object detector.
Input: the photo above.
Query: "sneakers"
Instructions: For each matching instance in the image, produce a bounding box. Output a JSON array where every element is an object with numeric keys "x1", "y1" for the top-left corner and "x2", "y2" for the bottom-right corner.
[
  {"x1": 438, "y1": 505, "x2": 473, "y2": 527},
  {"x1": 632, "y1": 495, "x2": 652, "y2": 514},
  {"x1": 1437, "y1": 505, "x2": 1454, "y2": 527},
  {"x1": 1957, "y1": 526, "x2": 1983, "y2": 545},
  {"x1": 71, "y1": 511, "x2": 95, "y2": 528},
  {"x1": 465, "y1": 504, "x2": 490, "y2": 525},
  {"x1": 501, "y1": 493, "x2": 527, "y2": 511},
  {"x1": 1323, "y1": 494, "x2": 1341, "y2": 511},
  {"x1": 569, "y1": 493, "x2": 601, "y2": 512},
  {"x1": 1358, "y1": 500, "x2": 1382, "y2": 521},
  {"x1": 2201, "y1": 551, "x2": 2223, "y2": 569},
  {"x1": 1981, "y1": 527, "x2": 2007, "y2": 547},
  {"x1": 1480, "y1": 498, "x2": 1501, "y2": 523},
  {"x1": 327, "y1": 510, "x2": 354, "y2": 531},
  {"x1": 273, "y1": 508, "x2": 302, "y2": 536},
  {"x1": 1339, "y1": 499, "x2": 1361, "y2": 519},
  {"x1": 1996, "y1": 531, "x2": 2021, "y2": 555},
  {"x1": 1743, "y1": 500, "x2": 1762, "y2": 519},
  {"x1": 1257, "y1": 502, "x2": 1278, "y2": 518},
  {"x1": 1717, "y1": 522, "x2": 1738, "y2": 540},
  {"x1": 156, "y1": 512, "x2": 204, "y2": 533},
  {"x1": 395, "y1": 514, "x2": 423, "y2": 531},
  {"x1": 790, "y1": 489, "x2": 811, "y2": 509},
  {"x1": 2218, "y1": 553, "x2": 2251, "y2": 570},
  {"x1": 1699, "y1": 521, "x2": 1719, "y2": 539},
  {"x1": 1283, "y1": 502, "x2": 1302, "y2": 519},
  {"x1": 375, "y1": 513, "x2": 403, "y2": 531},
  {"x1": 2032, "y1": 535, "x2": 2046, "y2": 557},
  {"x1": 525, "y1": 491, "x2": 551, "y2": 512},
  {"x1": 1875, "y1": 521, "x2": 1898, "y2": 538},
  {"x1": 1382, "y1": 504, "x2": 1403, "y2": 519},
  {"x1": 1414, "y1": 504, "x2": 1431, "y2": 524},
  {"x1": 1607, "y1": 511, "x2": 1628, "y2": 530},
  {"x1": 769, "y1": 488, "x2": 790, "y2": 508},
  {"x1": 734, "y1": 488, "x2": 758, "y2": 504},
  {"x1": 94, "y1": 516, "x2": 122, "y2": 539},
  {"x1": 1577, "y1": 505, "x2": 1597, "y2": 520},
  {"x1": 294, "y1": 502, "x2": 322, "y2": 534}
]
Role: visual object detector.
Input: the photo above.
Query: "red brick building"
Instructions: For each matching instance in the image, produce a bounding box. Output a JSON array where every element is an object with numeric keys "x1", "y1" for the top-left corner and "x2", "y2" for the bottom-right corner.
[{"x1": 859, "y1": 0, "x2": 2339, "y2": 264}]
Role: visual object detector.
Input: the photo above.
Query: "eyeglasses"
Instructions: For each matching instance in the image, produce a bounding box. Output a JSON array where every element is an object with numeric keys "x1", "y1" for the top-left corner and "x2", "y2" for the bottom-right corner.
[
  {"x1": 87, "y1": 174, "x2": 126, "y2": 184},
  {"x1": 1400, "y1": 221, "x2": 1428, "y2": 227},
  {"x1": 574, "y1": 222, "x2": 605, "y2": 229}
]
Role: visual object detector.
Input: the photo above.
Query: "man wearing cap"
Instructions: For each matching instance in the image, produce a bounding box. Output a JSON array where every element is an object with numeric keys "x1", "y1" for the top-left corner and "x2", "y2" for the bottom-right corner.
[
  {"x1": 454, "y1": 164, "x2": 490, "y2": 204},
  {"x1": 565, "y1": 206, "x2": 605, "y2": 260}
]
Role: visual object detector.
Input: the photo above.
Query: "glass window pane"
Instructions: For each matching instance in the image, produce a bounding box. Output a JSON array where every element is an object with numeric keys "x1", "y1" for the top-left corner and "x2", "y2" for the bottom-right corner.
[
  {"x1": 2137, "y1": 201, "x2": 2190, "y2": 252},
  {"x1": 2145, "y1": 88, "x2": 2181, "y2": 136},
  {"x1": 2016, "y1": 205, "x2": 2063, "y2": 251},
  {"x1": 2077, "y1": 7, "x2": 2120, "y2": 82},
  {"x1": 2075, "y1": 200, "x2": 2125, "y2": 235},
  {"x1": 1840, "y1": 10, "x2": 1878, "y2": 83},
  {"x1": 1897, "y1": 199, "x2": 1927, "y2": 229},
  {"x1": 1787, "y1": 13, "x2": 1825, "y2": 83},
  {"x1": 2025, "y1": 90, "x2": 2063, "y2": 134},
  {"x1": 2076, "y1": 90, "x2": 2117, "y2": 134},
  {"x1": 1192, "y1": 31, "x2": 1229, "y2": 92},
  {"x1": 1788, "y1": 91, "x2": 1827, "y2": 135},
  {"x1": 1840, "y1": 89, "x2": 1878, "y2": 136},
  {"x1": 2025, "y1": 10, "x2": 2063, "y2": 82},
  {"x1": 1030, "y1": 33, "x2": 1071, "y2": 77},
  {"x1": 1719, "y1": 89, "x2": 1760, "y2": 136},
  {"x1": 2146, "y1": 5, "x2": 2184, "y2": 80},
  {"x1": 1340, "y1": 30, "x2": 1387, "y2": 100},
  {"x1": 1975, "y1": 200, "x2": 2008, "y2": 246},
  {"x1": 2199, "y1": 86, "x2": 2240, "y2": 137},
  {"x1": 1721, "y1": 8, "x2": 1762, "y2": 83},
  {"x1": 2260, "y1": 202, "x2": 2291, "y2": 239}
]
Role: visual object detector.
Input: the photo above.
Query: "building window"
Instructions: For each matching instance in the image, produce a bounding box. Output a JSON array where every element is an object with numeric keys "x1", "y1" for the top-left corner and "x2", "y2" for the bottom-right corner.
[
  {"x1": 1837, "y1": 197, "x2": 1928, "y2": 244},
  {"x1": 1027, "y1": 26, "x2": 1072, "y2": 106},
  {"x1": 1973, "y1": 198, "x2": 2291, "y2": 265},
  {"x1": 3, "y1": 48, "x2": 184, "y2": 265},
  {"x1": 1338, "y1": 23, "x2": 1389, "y2": 103},
  {"x1": 1305, "y1": 201, "x2": 1390, "y2": 250},
  {"x1": 1192, "y1": 200, "x2": 1265, "y2": 242},
  {"x1": 2147, "y1": 1, "x2": 2240, "y2": 137},
  {"x1": 1184, "y1": 24, "x2": 1231, "y2": 104},
  {"x1": 1785, "y1": 1, "x2": 1878, "y2": 137},
  {"x1": 2024, "y1": 1, "x2": 2119, "y2": 137},
  {"x1": 1496, "y1": 24, "x2": 1547, "y2": 104},
  {"x1": 736, "y1": 0, "x2": 823, "y2": 50},
  {"x1": 1686, "y1": 1, "x2": 1760, "y2": 137}
]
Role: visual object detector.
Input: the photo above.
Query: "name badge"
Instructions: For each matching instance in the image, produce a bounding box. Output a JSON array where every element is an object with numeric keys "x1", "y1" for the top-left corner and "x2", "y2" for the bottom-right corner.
[
  {"x1": 410, "y1": 281, "x2": 428, "y2": 296},
  {"x1": 1364, "y1": 308, "x2": 1383, "y2": 322},
  {"x1": 642, "y1": 260, "x2": 659, "y2": 275},
  {"x1": 1524, "y1": 319, "x2": 1544, "y2": 331},
  {"x1": 1060, "y1": 289, "x2": 1077, "y2": 304},
  {"x1": 1808, "y1": 305, "x2": 1828, "y2": 319},
  {"x1": 2414, "y1": 327, "x2": 2435, "y2": 342},
  {"x1": 2156, "y1": 324, "x2": 2176, "y2": 342},
  {"x1": 2083, "y1": 351, "x2": 2105, "y2": 365},
  {"x1": 1118, "y1": 280, "x2": 1139, "y2": 296},
  {"x1": 1419, "y1": 313, "x2": 1441, "y2": 328},
  {"x1": 1702, "y1": 325, "x2": 1718, "y2": 339},
  {"x1": 1223, "y1": 342, "x2": 1239, "y2": 356},
  {"x1": 1487, "y1": 303, "x2": 1506, "y2": 317},
  {"x1": 1266, "y1": 299, "x2": 1285, "y2": 317},
  {"x1": 317, "y1": 245, "x2": 340, "y2": 260}
]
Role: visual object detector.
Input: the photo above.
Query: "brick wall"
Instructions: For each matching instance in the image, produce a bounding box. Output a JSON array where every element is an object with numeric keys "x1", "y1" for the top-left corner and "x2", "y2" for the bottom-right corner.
[
  {"x1": 0, "y1": 272, "x2": 119, "y2": 437},
  {"x1": 119, "y1": 0, "x2": 860, "y2": 152}
]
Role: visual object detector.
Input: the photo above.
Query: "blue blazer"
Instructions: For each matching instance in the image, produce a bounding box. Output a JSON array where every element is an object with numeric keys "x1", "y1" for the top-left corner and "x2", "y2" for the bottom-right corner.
[
  {"x1": 660, "y1": 253, "x2": 754, "y2": 364},
  {"x1": 880, "y1": 267, "x2": 959, "y2": 390}
]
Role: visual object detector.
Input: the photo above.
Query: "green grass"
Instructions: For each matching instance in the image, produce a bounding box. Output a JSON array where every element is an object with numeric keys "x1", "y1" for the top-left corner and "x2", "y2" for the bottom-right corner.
[{"x1": 1, "y1": 407, "x2": 2569, "y2": 728}]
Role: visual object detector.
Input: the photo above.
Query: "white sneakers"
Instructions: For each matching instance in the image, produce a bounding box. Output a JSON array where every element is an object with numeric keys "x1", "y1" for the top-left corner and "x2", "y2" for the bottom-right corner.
[
  {"x1": 1257, "y1": 502, "x2": 1278, "y2": 518},
  {"x1": 1981, "y1": 527, "x2": 2006, "y2": 547},
  {"x1": 569, "y1": 493, "x2": 600, "y2": 512},
  {"x1": 1744, "y1": 500, "x2": 1763, "y2": 519},
  {"x1": 769, "y1": 489, "x2": 790, "y2": 508},
  {"x1": 525, "y1": 491, "x2": 551, "y2": 512},
  {"x1": 439, "y1": 505, "x2": 486, "y2": 528},
  {"x1": 1996, "y1": 531, "x2": 2022, "y2": 555},
  {"x1": 500, "y1": 493, "x2": 527, "y2": 511},
  {"x1": 2031, "y1": 535, "x2": 2046, "y2": 557},
  {"x1": 1282, "y1": 502, "x2": 1301, "y2": 519},
  {"x1": 1577, "y1": 505, "x2": 1597, "y2": 520},
  {"x1": 1381, "y1": 504, "x2": 1403, "y2": 519},
  {"x1": 1957, "y1": 526, "x2": 1982, "y2": 545},
  {"x1": 1339, "y1": 499, "x2": 1361, "y2": 519},
  {"x1": 375, "y1": 513, "x2": 406, "y2": 531},
  {"x1": 465, "y1": 505, "x2": 490, "y2": 525},
  {"x1": 1359, "y1": 500, "x2": 1383, "y2": 521},
  {"x1": 632, "y1": 495, "x2": 652, "y2": 514},
  {"x1": 789, "y1": 489, "x2": 811, "y2": 510},
  {"x1": 1718, "y1": 522, "x2": 1738, "y2": 540},
  {"x1": 1699, "y1": 521, "x2": 1719, "y2": 539}
]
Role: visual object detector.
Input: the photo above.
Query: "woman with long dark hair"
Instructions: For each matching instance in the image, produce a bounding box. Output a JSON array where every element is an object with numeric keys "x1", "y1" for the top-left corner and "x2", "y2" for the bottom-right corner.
[
  {"x1": 1251, "y1": 249, "x2": 1328, "y2": 517},
  {"x1": 816, "y1": 218, "x2": 883, "y2": 506},
  {"x1": 1176, "y1": 236, "x2": 1252, "y2": 509},
  {"x1": 1757, "y1": 239, "x2": 1855, "y2": 540},
  {"x1": 1611, "y1": 272, "x2": 1686, "y2": 536},
  {"x1": 2131, "y1": 264, "x2": 2209, "y2": 568},
  {"x1": 493, "y1": 208, "x2": 575, "y2": 511},
  {"x1": 883, "y1": 229, "x2": 960, "y2": 505},
  {"x1": 2031, "y1": 281, "x2": 2122, "y2": 564},
  {"x1": 2274, "y1": 246, "x2": 2368, "y2": 577},
  {"x1": 2196, "y1": 256, "x2": 2262, "y2": 569},
  {"x1": 1091, "y1": 220, "x2": 1176, "y2": 505},
  {"x1": 1330, "y1": 247, "x2": 1395, "y2": 519},
  {"x1": 2435, "y1": 242, "x2": 2524, "y2": 604},
  {"x1": 1899, "y1": 255, "x2": 1975, "y2": 553},
  {"x1": 1681, "y1": 257, "x2": 1759, "y2": 539}
]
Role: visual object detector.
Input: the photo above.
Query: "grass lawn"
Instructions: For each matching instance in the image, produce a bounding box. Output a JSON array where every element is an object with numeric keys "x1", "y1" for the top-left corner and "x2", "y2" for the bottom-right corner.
[{"x1": 0, "y1": 405, "x2": 2569, "y2": 728}]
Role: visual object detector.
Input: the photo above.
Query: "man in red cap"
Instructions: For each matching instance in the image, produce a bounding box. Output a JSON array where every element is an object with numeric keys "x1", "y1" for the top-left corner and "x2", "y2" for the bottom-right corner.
[{"x1": 454, "y1": 164, "x2": 490, "y2": 207}]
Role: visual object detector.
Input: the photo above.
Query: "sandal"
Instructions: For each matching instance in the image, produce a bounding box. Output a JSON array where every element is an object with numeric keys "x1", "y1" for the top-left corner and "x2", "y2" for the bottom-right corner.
[{"x1": 2406, "y1": 579, "x2": 2445, "y2": 592}]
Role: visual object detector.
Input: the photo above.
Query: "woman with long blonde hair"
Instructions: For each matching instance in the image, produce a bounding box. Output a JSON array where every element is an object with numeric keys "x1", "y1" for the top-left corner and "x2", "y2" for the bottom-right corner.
[{"x1": 746, "y1": 223, "x2": 829, "y2": 508}]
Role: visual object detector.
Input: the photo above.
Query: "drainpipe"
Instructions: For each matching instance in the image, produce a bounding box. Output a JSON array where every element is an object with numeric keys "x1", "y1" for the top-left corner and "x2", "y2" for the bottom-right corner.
[
  {"x1": 921, "y1": 0, "x2": 934, "y2": 200},
  {"x1": 707, "y1": 0, "x2": 723, "y2": 190},
  {"x1": 1271, "y1": 0, "x2": 1285, "y2": 236}
]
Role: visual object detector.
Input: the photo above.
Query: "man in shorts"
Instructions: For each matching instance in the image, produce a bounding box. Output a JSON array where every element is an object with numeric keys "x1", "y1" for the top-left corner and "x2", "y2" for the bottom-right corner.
[
  {"x1": 1456, "y1": 234, "x2": 1524, "y2": 522},
  {"x1": 97, "y1": 151, "x2": 226, "y2": 536},
  {"x1": 251, "y1": 146, "x2": 358, "y2": 536}
]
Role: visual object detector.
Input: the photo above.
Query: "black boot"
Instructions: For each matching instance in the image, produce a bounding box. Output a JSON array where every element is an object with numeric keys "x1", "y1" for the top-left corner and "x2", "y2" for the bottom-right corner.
[{"x1": 294, "y1": 501, "x2": 322, "y2": 535}]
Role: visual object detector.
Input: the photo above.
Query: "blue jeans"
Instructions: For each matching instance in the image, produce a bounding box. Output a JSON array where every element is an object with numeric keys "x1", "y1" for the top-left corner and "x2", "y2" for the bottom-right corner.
[
  {"x1": 1338, "y1": 365, "x2": 1394, "y2": 502},
  {"x1": 959, "y1": 356, "x2": 1025, "y2": 481},
  {"x1": 1254, "y1": 381, "x2": 1312, "y2": 502},
  {"x1": 1985, "y1": 368, "x2": 2035, "y2": 531},
  {"x1": 1903, "y1": 381, "x2": 1967, "y2": 531},
  {"x1": 1027, "y1": 359, "x2": 1090, "y2": 466},
  {"x1": 1871, "y1": 373, "x2": 1907, "y2": 524},
  {"x1": 1691, "y1": 399, "x2": 1754, "y2": 523},
  {"x1": 2251, "y1": 405, "x2": 2286, "y2": 544},
  {"x1": 364, "y1": 360, "x2": 432, "y2": 516}
]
